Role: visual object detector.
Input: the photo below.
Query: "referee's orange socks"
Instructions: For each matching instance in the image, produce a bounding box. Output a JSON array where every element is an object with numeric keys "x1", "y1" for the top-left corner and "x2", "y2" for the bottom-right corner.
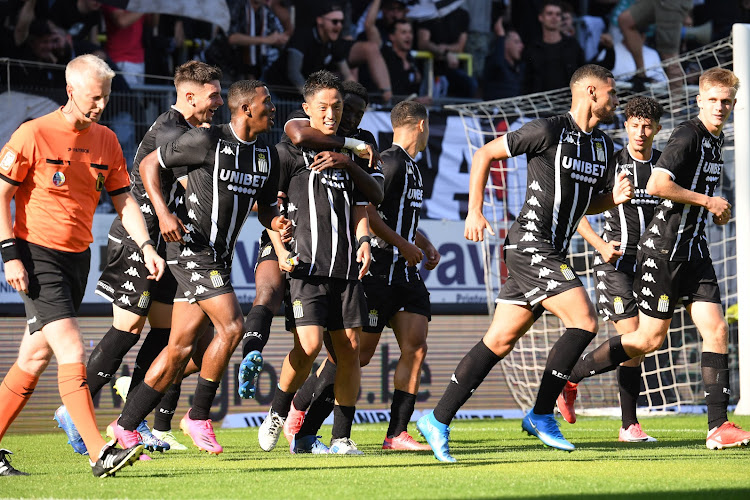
[
  {"x1": 0, "y1": 362, "x2": 39, "y2": 441},
  {"x1": 58, "y1": 363, "x2": 106, "y2": 456}
]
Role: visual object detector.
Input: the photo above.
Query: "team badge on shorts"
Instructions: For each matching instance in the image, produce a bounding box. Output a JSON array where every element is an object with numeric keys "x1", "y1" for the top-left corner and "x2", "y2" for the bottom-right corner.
[
  {"x1": 292, "y1": 300, "x2": 304, "y2": 319},
  {"x1": 138, "y1": 291, "x2": 151, "y2": 309},
  {"x1": 560, "y1": 264, "x2": 576, "y2": 281},
  {"x1": 658, "y1": 294, "x2": 670, "y2": 313},
  {"x1": 369, "y1": 309, "x2": 378, "y2": 328},
  {"x1": 614, "y1": 296, "x2": 624, "y2": 315},
  {"x1": 210, "y1": 270, "x2": 224, "y2": 288},
  {"x1": 261, "y1": 245, "x2": 273, "y2": 258},
  {"x1": 52, "y1": 171, "x2": 66, "y2": 187}
]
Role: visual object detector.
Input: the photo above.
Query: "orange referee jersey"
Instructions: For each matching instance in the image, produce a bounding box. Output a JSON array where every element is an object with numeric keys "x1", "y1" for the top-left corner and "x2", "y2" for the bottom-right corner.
[{"x1": 0, "y1": 108, "x2": 131, "y2": 253}]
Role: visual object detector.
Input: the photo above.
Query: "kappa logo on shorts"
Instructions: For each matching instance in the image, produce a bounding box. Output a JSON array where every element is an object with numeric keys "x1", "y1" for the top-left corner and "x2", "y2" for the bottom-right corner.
[
  {"x1": 181, "y1": 247, "x2": 196, "y2": 257},
  {"x1": 641, "y1": 272, "x2": 656, "y2": 283},
  {"x1": 210, "y1": 270, "x2": 224, "y2": 288},
  {"x1": 525, "y1": 210, "x2": 539, "y2": 221},
  {"x1": 190, "y1": 272, "x2": 202, "y2": 282},
  {"x1": 593, "y1": 255, "x2": 602, "y2": 266},
  {"x1": 520, "y1": 232, "x2": 537, "y2": 242},
  {"x1": 188, "y1": 209, "x2": 197, "y2": 220},
  {"x1": 529, "y1": 180, "x2": 542, "y2": 191},
  {"x1": 195, "y1": 285, "x2": 208, "y2": 295},
  {"x1": 188, "y1": 193, "x2": 199, "y2": 204},
  {"x1": 649, "y1": 225, "x2": 661, "y2": 235},
  {"x1": 643, "y1": 238, "x2": 655, "y2": 249},
  {"x1": 292, "y1": 300, "x2": 304, "y2": 319},
  {"x1": 596, "y1": 282, "x2": 606, "y2": 290},
  {"x1": 546, "y1": 279, "x2": 560, "y2": 291},
  {"x1": 523, "y1": 221, "x2": 538, "y2": 232},
  {"x1": 368, "y1": 309, "x2": 378, "y2": 327},
  {"x1": 538, "y1": 267, "x2": 552, "y2": 278},
  {"x1": 118, "y1": 295, "x2": 131, "y2": 306},
  {"x1": 97, "y1": 281, "x2": 114, "y2": 294},
  {"x1": 528, "y1": 196, "x2": 541, "y2": 207},
  {"x1": 598, "y1": 295, "x2": 608, "y2": 303},
  {"x1": 186, "y1": 261, "x2": 198, "y2": 269},
  {"x1": 121, "y1": 281, "x2": 136, "y2": 292},
  {"x1": 261, "y1": 245, "x2": 273, "y2": 258},
  {"x1": 128, "y1": 251, "x2": 144, "y2": 263},
  {"x1": 641, "y1": 287, "x2": 654, "y2": 297},
  {"x1": 125, "y1": 267, "x2": 141, "y2": 278},
  {"x1": 613, "y1": 297, "x2": 624, "y2": 315},
  {"x1": 530, "y1": 254, "x2": 546, "y2": 265},
  {"x1": 657, "y1": 294, "x2": 670, "y2": 313},
  {"x1": 524, "y1": 287, "x2": 540, "y2": 298},
  {"x1": 140, "y1": 203, "x2": 154, "y2": 215},
  {"x1": 560, "y1": 264, "x2": 575, "y2": 281},
  {"x1": 639, "y1": 300, "x2": 652, "y2": 311},
  {"x1": 27, "y1": 316, "x2": 37, "y2": 324},
  {"x1": 643, "y1": 258, "x2": 658, "y2": 269},
  {"x1": 138, "y1": 291, "x2": 150, "y2": 309},
  {"x1": 1, "y1": 148, "x2": 16, "y2": 170}
]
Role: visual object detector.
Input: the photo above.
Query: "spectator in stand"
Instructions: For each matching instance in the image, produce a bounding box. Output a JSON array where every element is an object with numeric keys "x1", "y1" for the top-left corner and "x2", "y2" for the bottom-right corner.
[
  {"x1": 464, "y1": 0, "x2": 494, "y2": 85},
  {"x1": 381, "y1": 19, "x2": 431, "y2": 103},
  {"x1": 264, "y1": 2, "x2": 393, "y2": 103},
  {"x1": 101, "y1": 5, "x2": 147, "y2": 87},
  {"x1": 416, "y1": 5, "x2": 478, "y2": 98},
  {"x1": 523, "y1": 0, "x2": 585, "y2": 94},
  {"x1": 618, "y1": 0, "x2": 692, "y2": 91},
  {"x1": 225, "y1": 0, "x2": 289, "y2": 80},
  {"x1": 48, "y1": 0, "x2": 103, "y2": 58},
  {"x1": 362, "y1": 0, "x2": 408, "y2": 48},
  {"x1": 483, "y1": 20, "x2": 525, "y2": 100}
]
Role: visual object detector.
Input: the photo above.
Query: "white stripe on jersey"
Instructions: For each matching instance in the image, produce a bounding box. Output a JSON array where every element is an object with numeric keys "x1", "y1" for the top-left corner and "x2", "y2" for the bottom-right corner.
[
  {"x1": 307, "y1": 165, "x2": 318, "y2": 276},
  {"x1": 343, "y1": 189, "x2": 353, "y2": 278},
  {"x1": 552, "y1": 131, "x2": 564, "y2": 240},
  {"x1": 327, "y1": 184, "x2": 339, "y2": 277},
  {"x1": 223, "y1": 143, "x2": 242, "y2": 259},
  {"x1": 209, "y1": 143, "x2": 221, "y2": 258},
  {"x1": 389, "y1": 166, "x2": 410, "y2": 285},
  {"x1": 670, "y1": 145, "x2": 706, "y2": 260}
]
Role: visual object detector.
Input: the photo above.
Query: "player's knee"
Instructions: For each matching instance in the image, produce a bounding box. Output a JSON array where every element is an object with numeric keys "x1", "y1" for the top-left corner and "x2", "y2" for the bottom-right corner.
[
  {"x1": 403, "y1": 336, "x2": 428, "y2": 363},
  {"x1": 359, "y1": 344, "x2": 377, "y2": 367},
  {"x1": 254, "y1": 284, "x2": 283, "y2": 311}
]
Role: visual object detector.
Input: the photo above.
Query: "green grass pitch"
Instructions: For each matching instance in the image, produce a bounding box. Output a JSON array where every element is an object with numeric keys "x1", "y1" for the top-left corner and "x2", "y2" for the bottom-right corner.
[{"x1": 2, "y1": 414, "x2": 750, "y2": 499}]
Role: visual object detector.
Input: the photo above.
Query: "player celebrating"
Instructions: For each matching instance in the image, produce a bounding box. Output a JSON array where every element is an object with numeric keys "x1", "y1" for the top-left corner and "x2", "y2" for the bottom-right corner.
[
  {"x1": 257, "y1": 71, "x2": 383, "y2": 455},
  {"x1": 0, "y1": 55, "x2": 161, "y2": 477},
  {"x1": 557, "y1": 96, "x2": 663, "y2": 442},
  {"x1": 107, "y1": 80, "x2": 288, "y2": 455},
  {"x1": 558, "y1": 68, "x2": 750, "y2": 450},
  {"x1": 54, "y1": 60, "x2": 224, "y2": 455},
  {"x1": 417, "y1": 64, "x2": 633, "y2": 462}
]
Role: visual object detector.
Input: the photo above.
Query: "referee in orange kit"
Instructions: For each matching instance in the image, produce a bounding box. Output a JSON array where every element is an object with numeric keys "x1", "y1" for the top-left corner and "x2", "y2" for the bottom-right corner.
[{"x1": 0, "y1": 54, "x2": 165, "y2": 478}]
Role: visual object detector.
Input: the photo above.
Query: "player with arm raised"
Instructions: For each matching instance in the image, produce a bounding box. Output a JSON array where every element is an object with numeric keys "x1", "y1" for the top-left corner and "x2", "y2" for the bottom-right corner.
[
  {"x1": 416, "y1": 64, "x2": 633, "y2": 462},
  {"x1": 561, "y1": 68, "x2": 750, "y2": 450}
]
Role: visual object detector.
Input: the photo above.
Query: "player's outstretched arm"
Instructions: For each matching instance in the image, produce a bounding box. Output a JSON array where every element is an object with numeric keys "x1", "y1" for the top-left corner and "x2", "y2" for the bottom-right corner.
[
  {"x1": 576, "y1": 217, "x2": 621, "y2": 264},
  {"x1": 415, "y1": 230, "x2": 440, "y2": 270},
  {"x1": 365, "y1": 204, "x2": 423, "y2": 267},
  {"x1": 465, "y1": 135, "x2": 509, "y2": 241},
  {"x1": 0, "y1": 181, "x2": 28, "y2": 293},
  {"x1": 647, "y1": 170, "x2": 731, "y2": 221},
  {"x1": 355, "y1": 205, "x2": 372, "y2": 279},
  {"x1": 112, "y1": 191, "x2": 165, "y2": 281}
]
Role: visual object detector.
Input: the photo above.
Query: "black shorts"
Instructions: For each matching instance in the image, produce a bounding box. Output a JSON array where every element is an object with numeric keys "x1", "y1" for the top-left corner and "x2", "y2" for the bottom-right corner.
[
  {"x1": 593, "y1": 255, "x2": 638, "y2": 323},
  {"x1": 287, "y1": 275, "x2": 367, "y2": 331},
  {"x1": 18, "y1": 240, "x2": 90, "y2": 334},
  {"x1": 95, "y1": 236, "x2": 178, "y2": 315},
  {"x1": 167, "y1": 242, "x2": 234, "y2": 304},
  {"x1": 362, "y1": 277, "x2": 431, "y2": 334},
  {"x1": 255, "y1": 231, "x2": 278, "y2": 268},
  {"x1": 496, "y1": 246, "x2": 583, "y2": 306},
  {"x1": 633, "y1": 250, "x2": 722, "y2": 319}
]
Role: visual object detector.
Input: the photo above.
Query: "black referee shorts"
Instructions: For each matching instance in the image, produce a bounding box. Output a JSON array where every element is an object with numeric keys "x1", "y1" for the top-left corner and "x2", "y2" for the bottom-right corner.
[{"x1": 17, "y1": 239, "x2": 90, "y2": 334}]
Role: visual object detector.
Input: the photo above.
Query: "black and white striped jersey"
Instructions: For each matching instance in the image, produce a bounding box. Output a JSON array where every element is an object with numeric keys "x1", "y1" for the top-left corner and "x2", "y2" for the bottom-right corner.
[
  {"x1": 639, "y1": 118, "x2": 724, "y2": 261},
  {"x1": 108, "y1": 106, "x2": 191, "y2": 245},
  {"x1": 505, "y1": 113, "x2": 614, "y2": 255},
  {"x1": 277, "y1": 136, "x2": 384, "y2": 281},
  {"x1": 369, "y1": 144, "x2": 424, "y2": 284},
  {"x1": 157, "y1": 123, "x2": 279, "y2": 265},
  {"x1": 597, "y1": 146, "x2": 661, "y2": 264}
]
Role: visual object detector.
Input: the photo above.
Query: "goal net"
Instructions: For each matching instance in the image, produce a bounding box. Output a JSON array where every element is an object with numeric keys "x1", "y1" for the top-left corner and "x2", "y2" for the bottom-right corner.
[{"x1": 446, "y1": 36, "x2": 738, "y2": 414}]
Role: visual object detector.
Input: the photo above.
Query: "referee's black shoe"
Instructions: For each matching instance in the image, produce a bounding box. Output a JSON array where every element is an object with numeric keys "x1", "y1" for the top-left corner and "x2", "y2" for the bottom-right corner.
[
  {"x1": 90, "y1": 440, "x2": 143, "y2": 478},
  {"x1": 0, "y1": 449, "x2": 28, "y2": 476}
]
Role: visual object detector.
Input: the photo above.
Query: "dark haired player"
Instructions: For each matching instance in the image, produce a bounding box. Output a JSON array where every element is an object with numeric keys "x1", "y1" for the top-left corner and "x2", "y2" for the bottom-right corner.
[
  {"x1": 417, "y1": 64, "x2": 634, "y2": 461},
  {"x1": 559, "y1": 68, "x2": 750, "y2": 450},
  {"x1": 54, "y1": 60, "x2": 225, "y2": 455},
  {"x1": 558, "y1": 96, "x2": 663, "y2": 442},
  {"x1": 107, "y1": 80, "x2": 289, "y2": 455}
]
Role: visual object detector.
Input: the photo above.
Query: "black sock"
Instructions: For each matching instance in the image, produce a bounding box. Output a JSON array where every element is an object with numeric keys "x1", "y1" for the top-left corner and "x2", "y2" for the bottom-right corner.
[
  {"x1": 297, "y1": 384, "x2": 335, "y2": 437},
  {"x1": 331, "y1": 405, "x2": 356, "y2": 440},
  {"x1": 86, "y1": 327, "x2": 140, "y2": 397},
  {"x1": 292, "y1": 372, "x2": 319, "y2": 412},
  {"x1": 702, "y1": 352, "x2": 729, "y2": 430},
  {"x1": 433, "y1": 341, "x2": 502, "y2": 426},
  {"x1": 189, "y1": 377, "x2": 221, "y2": 421},
  {"x1": 569, "y1": 335, "x2": 632, "y2": 384},
  {"x1": 270, "y1": 386, "x2": 295, "y2": 418},
  {"x1": 241, "y1": 305, "x2": 274, "y2": 357},
  {"x1": 118, "y1": 382, "x2": 165, "y2": 431},
  {"x1": 617, "y1": 365, "x2": 642, "y2": 428},
  {"x1": 533, "y1": 328, "x2": 596, "y2": 415},
  {"x1": 153, "y1": 383, "x2": 182, "y2": 432},
  {"x1": 130, "y1": 328, "x2": 170, "y2": 389},
  {"x1": 387, "y1": 390, "x2": 417, "y2": 437}
]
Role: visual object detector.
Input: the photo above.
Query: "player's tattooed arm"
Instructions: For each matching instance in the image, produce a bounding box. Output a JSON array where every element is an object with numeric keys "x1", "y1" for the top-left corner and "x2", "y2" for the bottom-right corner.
[{"x1": 365, "y1": 204, "x2": 423, "y2": 267}]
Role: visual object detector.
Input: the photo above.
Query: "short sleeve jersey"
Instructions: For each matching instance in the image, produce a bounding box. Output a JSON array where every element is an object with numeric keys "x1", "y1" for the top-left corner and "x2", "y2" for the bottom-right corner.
[
  {"x1": 157, "y1": 123, "x2": 279, "y2": 265},
  {"x1": 277, "y1": 136, "x2": 383, "y2": 281},
  {"x1": 109, "y1": 107, "x2": 191, "y2": 245},
  {"x1": 599, "y1": 146, "x2": 661, "y2": 260},
  {"x1": 505, "y1": 113, "x2": 614, "y2": 255},
  {"x1": 0, "y1": 109, "x2": 130, "y2": 252},
  {"x1": 369, "y1": 144, "x2": 424, "y2": 285},
  {"x1": 639, "y1": 118, "x2": 724, "y2": 261}
]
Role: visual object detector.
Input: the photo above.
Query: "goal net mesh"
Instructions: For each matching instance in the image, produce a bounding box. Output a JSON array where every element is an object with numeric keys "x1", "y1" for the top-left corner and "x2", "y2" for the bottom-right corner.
[{"x1": 445, "y1": 36, "x2": 738, "y2": 414}]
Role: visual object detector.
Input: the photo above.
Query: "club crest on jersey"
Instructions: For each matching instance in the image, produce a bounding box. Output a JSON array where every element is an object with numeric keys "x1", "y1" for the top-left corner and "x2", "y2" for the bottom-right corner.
[
  {"x1": 257, "y1": 152, "x2": 268, "y2": 173},
  {"x1": 293, "y1": 300, "x2": 304, "y2": 319},
  {"x1": 52, "y1": 171, "x2": 66, "y2": 187},
  {"x1": 210, "y1": 270, "x2": 224, "y2": 288},
  {"x1": 369, "y1": 309, "x2": 378, "y2": 327},
  {"x1": 657, "y1": 294, "x2": 670, "y2": 313},
  {"x1": 138, "y1": 291, "x2": 150, "y2": 309},
  {"x1": 560, "y1": 264, "x2": 575, "y2": 281},
  {"x1": 595, "y1": 142, "x2": 606, "y2": 162},
  {"x1": 613, "y1": 297, "x2": 624, "y2": 315}
]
